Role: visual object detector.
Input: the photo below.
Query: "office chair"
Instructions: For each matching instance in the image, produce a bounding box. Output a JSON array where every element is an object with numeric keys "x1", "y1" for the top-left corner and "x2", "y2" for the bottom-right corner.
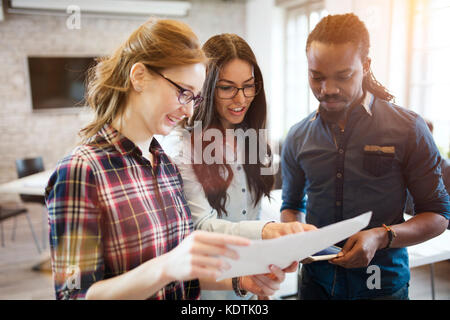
[
  {"x1": 7, "y1": 157, "x2": 47, "y2": 251},
  {"x1": 16, "y1": 157, "x2": 46, "y2": 204},
  {"x1": 0, "y1": 204, "x2": 41, "y2": 253}
]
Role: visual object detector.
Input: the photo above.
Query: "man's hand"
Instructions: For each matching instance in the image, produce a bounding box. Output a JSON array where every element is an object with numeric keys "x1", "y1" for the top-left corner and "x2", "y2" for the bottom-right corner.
[{"x1": 329, "y1": 228, "x2": 386, "y2": 269}]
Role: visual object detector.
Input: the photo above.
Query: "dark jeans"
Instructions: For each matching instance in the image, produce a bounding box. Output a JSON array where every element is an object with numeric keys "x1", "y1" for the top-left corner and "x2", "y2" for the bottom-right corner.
[{"x1": 298, "y1": 266, "x2": 409, "y2": 300}]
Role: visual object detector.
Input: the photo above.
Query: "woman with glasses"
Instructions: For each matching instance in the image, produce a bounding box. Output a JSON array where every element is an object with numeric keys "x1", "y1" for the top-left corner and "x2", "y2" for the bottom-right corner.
[
  {"x1": 162, "y1": 33, "x2": 316, "y2": 300},
  {"x1": 45, "y1": 20, "x2": 290, "y2": 300}
]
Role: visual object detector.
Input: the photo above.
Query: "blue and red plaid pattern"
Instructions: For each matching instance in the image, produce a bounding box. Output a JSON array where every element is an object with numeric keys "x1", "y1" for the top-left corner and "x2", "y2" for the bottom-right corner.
[{"x1": 45, "y1": 124, "x2": 200, "y2": 300}]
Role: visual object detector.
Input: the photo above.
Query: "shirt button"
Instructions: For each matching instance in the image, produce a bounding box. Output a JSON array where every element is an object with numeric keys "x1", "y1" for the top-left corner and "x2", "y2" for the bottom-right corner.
[
  {"x1": 242, "y1": 188, "x2": 246, "y2": 193},
  {"x1": 336, "y1": 201, "x2": 342, "y2": 207},
  {"x1": 242, "y1": 210, "x2": 246, "y2": 215},
  {"x1": 338, "y1": 149, "x2": 344, "y2": 154},
  {"x1": 336, "y1": 173, "x2": 343, "y2": 178},
  {"x1": 237, "y1": 166, "x2": 242, "y2": 171}
]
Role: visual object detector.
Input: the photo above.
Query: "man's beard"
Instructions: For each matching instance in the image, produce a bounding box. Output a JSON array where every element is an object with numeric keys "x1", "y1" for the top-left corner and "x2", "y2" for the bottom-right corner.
[
  {"x1": 318, "y1": 92, "x2": 364, "y2": 124},
  {"x1": 320, "y1": 107, "x2": 343, "y2": 123},
  {"x1": 318, "y1": 102, "x2": 349, "y2": 124}
]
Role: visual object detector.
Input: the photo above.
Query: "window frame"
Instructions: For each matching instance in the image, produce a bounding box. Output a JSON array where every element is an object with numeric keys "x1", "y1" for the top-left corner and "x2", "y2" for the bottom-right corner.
[{"x1": 283, "y1": 0, "x2": 327, "y2": 138}]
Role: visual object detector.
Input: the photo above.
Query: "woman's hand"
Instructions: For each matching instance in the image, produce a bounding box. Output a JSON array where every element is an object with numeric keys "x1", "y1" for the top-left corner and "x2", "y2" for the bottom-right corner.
[
  {"x1": 262, "y1": 221, "x2": 317, "y2": 240},
  {"x1": 240, "y1": 262, "x2": 298, "y2": 297},
  {"x1": 161, "y1": 230, "x2": 250, "y2": 283}
]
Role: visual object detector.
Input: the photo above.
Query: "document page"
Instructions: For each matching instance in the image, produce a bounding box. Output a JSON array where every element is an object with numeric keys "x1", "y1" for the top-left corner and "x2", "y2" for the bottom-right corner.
[{"x1": 217, "y1": 211, "x2": 372, "y2": 281}]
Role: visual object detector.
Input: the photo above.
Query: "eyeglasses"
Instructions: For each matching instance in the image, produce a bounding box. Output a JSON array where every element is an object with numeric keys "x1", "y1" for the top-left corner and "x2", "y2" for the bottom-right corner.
[
  {"x1": 145, "y1": 66, "x2": 204, "y2": 108},
  {"x1": 216, "y1": 82, "x2": 261, "y2": 99}
]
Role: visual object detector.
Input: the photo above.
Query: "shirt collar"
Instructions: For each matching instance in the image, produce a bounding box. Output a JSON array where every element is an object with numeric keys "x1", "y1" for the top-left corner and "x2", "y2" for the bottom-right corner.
[
  {"x1": 310, "y1": 91, "x2": 374, "y2": 122},
  {"x1": 362, "y1": 91, "x2": 374, "y2": 116},
  {"x1": 96, "y1": 123, "x2": 137, "y2": 155},
  {"x1": 96, "y1": 123, "x2": 165, "y2": 158}
]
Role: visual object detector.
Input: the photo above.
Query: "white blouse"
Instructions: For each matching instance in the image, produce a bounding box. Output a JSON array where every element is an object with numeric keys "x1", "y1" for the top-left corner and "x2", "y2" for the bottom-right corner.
[
  {"x1": 160, "y1": 127, "x2": 273, "y2": 300},
  {"x1": 161, "y1": 127, "x2": 270, "y2": 239}
]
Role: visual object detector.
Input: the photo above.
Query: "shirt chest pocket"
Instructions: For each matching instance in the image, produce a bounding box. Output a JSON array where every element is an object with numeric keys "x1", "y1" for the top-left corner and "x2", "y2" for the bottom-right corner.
[{"x1": 363, "y1": 145, "x2": 395, "y2": 177}]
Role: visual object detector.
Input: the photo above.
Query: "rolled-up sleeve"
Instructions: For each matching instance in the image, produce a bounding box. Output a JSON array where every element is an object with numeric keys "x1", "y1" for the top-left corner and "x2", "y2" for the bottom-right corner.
[
  {"x1": 45, "y1": 154, "x2": 104, "y2": 300},
  {"x1": 404, "y1": 116, "x2": 450, "y2": 219},
  {"x1": 280, "y1": 129, "x2": 307, "y2": 212}
]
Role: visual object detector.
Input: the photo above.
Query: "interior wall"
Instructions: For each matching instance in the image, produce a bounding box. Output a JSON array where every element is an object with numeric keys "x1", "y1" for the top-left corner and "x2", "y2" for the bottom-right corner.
[
  {"x1": 0, "y1": 0, "x2": 247, "y2": 201},
  {"x1": 246, "y1": 0, "x2": 285, "y2": 139}
]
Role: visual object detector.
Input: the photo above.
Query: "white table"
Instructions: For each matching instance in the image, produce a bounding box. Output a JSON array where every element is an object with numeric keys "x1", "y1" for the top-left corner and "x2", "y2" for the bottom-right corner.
[
  {"x1": 0, "y1": 170, "x2": 52, "y2": 266},
  {"x1": 262, "y1": 190, "x2": 450, "y2": 300},
  {"x1": 405, "y1": 214, "x2": 450, "y2": 299},
  {"x1": 0, "y1": 170, "x2": 52, "y2": 196}
]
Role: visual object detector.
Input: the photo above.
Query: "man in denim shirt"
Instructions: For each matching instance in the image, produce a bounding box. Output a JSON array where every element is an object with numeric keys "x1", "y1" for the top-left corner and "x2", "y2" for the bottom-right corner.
[{"x1": 281, "y1": 13, "x2": 450, "y2": 300}]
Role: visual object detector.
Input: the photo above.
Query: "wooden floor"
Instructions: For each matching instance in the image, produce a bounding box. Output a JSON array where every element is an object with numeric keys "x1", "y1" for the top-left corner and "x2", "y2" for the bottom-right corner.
[{"x1": 0, "y1": 204, "x2": 449, "y2": 300}]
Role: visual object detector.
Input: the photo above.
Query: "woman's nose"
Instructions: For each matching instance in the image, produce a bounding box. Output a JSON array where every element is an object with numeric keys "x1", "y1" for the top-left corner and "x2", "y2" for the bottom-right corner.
[
  {"x1": 181, "y1": 102, "x2": 193, "y2": 118},
  {"x1": 233, "y1": 88, "x2": 246, "y2": 104}
]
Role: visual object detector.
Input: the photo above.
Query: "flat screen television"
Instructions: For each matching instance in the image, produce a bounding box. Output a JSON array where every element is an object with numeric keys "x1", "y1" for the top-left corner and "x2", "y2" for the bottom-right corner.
[{"x1": 27, "y1": 56, "x2": 97, "y2": 111}]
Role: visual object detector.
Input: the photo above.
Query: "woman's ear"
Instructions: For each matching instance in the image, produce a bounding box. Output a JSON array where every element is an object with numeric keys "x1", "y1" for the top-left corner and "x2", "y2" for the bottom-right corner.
[{"x1": 129, "y1": 63, "x2": 147, "y2": 93}]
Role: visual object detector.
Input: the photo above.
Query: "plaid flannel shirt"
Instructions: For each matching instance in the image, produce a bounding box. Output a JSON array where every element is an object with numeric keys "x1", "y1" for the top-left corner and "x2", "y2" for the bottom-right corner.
[{"x1": 45, "y1": 124, "x2": 200, "y2": 300}]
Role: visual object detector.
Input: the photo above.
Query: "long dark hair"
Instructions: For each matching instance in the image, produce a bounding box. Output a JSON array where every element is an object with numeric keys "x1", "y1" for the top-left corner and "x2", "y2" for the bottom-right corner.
[
  {"x1": 183, "y1": 33, "x2": 274, "y2": 218},
  {"x1": 306, "y1": 13, "x2": 394, "y2": 102}
]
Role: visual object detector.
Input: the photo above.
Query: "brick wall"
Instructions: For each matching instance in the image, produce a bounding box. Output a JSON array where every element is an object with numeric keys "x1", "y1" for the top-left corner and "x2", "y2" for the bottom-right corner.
[{"x1": 0, "y1": 0, "x2": 246, "y2": 201}]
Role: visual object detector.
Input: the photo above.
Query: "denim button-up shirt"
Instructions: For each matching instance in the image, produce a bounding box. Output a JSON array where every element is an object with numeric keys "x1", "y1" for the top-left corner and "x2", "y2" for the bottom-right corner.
[{"x1": 281, "y1": 92, "x2": 450, "y2": 299}]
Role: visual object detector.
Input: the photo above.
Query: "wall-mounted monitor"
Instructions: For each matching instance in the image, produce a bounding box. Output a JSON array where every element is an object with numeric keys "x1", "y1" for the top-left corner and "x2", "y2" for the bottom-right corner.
[{"x1": 27, "y1": 56, "x2": 97, "y2": 112}]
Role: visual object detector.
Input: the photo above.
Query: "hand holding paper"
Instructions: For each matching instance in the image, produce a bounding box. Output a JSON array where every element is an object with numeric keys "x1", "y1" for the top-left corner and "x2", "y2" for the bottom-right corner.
[
  {"x1": 240, "y1": 263, "x2": 296, "y2": 297},
  {"x1": 302, "y1": 245, "x2": 342, "y2": 264},
  {"x1": 217, "y1": 212, "x2": 372, "y2": 281},
  {"x1": 329, "y1": 221, "x2": 388, "y2": 268}
]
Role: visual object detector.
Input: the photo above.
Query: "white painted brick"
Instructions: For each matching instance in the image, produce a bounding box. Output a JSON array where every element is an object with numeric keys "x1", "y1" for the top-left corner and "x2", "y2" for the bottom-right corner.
[{"x1": 0, "y1": 0, "x2": 246, "y2": 187}]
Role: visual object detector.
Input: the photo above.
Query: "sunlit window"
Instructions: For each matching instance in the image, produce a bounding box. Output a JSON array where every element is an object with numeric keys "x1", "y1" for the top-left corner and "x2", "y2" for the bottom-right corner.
[
  {"x1": 284, "y1": 1, "x2": 327, "y2": 138},
  {"x1": 409, "y1": 0, "x2": 450, "y2": 157}
]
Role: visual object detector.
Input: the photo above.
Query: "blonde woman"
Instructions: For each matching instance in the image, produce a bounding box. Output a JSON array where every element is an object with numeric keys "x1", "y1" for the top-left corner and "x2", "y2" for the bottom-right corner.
[{"x1": 45, "y1": 19, "x2": 291, "y2": 300}]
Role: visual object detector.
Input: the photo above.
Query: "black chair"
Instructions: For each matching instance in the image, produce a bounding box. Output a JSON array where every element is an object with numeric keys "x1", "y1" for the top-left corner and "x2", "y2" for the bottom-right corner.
[
  {"x1": 3, "y1": 157, "x2": 47, "y2": 252},
  {"x1": 0, "y1": 204, "x2": 41, "y2": 253},
  {"x1": 16, "y1": 157, "x2": 46, "y2": 205}
]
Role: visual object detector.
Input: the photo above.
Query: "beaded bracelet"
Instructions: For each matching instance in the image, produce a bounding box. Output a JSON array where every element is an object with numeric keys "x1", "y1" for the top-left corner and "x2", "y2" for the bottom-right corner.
[
  {"x1": 382, "y1": 224, "x2": 397, "y2": 249},
  {"x1": 232, "y1": 277, "x2": 248, "y2": 297}
]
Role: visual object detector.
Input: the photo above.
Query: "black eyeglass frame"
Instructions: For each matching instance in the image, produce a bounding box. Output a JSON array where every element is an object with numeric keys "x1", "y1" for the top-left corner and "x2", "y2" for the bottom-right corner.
[
  {"x1": 145, "y1": 66, "x2": 204, "y2": 108},
  {"x1": 215, "y1": 82, "x2": 262, "y2": 100}
]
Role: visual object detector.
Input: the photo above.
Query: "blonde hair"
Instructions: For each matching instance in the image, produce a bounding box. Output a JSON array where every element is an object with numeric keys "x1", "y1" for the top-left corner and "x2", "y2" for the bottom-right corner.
[{"x1": 80, "y1": 18, "x2": 207, "y2": 142}]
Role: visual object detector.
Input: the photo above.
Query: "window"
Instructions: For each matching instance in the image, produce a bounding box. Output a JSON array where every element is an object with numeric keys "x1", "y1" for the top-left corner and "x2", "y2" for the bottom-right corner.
[
  {"x1": 284, "y1": 1, "x2": 327, "y2": 137},
  {"x1": 408, "y1": 0, "x2": 450, "y2": 157}
]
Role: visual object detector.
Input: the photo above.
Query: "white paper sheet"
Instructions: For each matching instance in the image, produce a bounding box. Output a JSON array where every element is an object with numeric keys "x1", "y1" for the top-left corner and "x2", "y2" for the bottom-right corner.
[{"x1": 217, "y1": 211, "x2": 372, "y2": 281}]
